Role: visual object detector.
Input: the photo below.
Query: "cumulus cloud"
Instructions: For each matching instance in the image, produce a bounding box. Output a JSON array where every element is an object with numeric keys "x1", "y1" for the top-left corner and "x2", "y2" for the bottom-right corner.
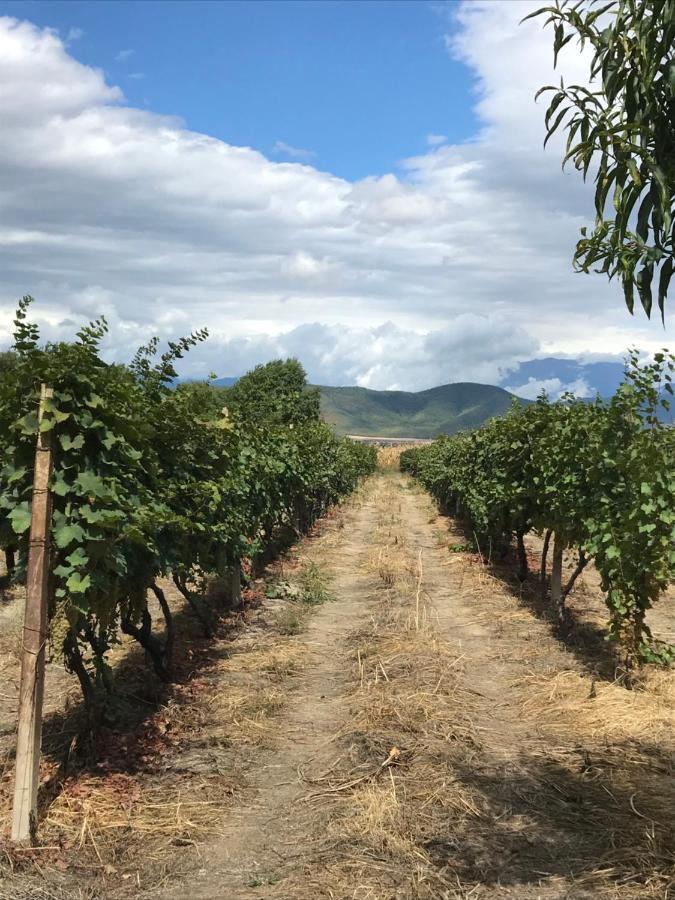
[
  {"x1": 280, "y1": 251, "x2": 336, "y2": 280},
  {"x1": 66, "y1": 27, "x2": 84, "y2": 44},
  {"x1": 197, "y1": 316, "x2": 536, "y2": 391},
  {"x1": 505, "y1": 376, "x2": 592, "y2": 401},
  {"x1": 0, "y1": 6, "x2": 671, "y2": 391},
  {"x1": 426, "y1": 133, "x2": 447, "y2": 146},
  {"x1": 272, "y1": 140, "x2": 316, "y2": 161}
]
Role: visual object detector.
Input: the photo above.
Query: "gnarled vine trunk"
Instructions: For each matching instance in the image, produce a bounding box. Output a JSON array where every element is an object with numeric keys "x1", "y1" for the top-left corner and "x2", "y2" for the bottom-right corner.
[
  {"x1": 540, "y1": 528, "x2": 552, "y2": 599},
  {"x1": 121, "y1": 606, "x2": 172, "y2": 682},
  {"x1": 562, "y1": 550, "x2": 588, "y2": 601},
  {"x1": 516, "y1": 528, "x2": 528, "y2": 583},
  {"x1": 550, "y1": 535, "x2": 565, "y2": 624},
  {"x1": 172, "y1": 573, "x2": 212, "y2": 637}
]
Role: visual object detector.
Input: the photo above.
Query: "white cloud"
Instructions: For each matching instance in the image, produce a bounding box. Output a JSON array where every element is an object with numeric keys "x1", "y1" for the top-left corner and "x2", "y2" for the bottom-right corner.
[
  {"x1": 505, "y1": 376, "x2": 592, "y2": 401},
  {"x1": 197, "y1": 316, "x2": 535, "y2": 391},
  {"x1": 66, "y1": 26, "x2": 84, "y2": 44},
  {"x1": 280, "y1": 251, "x2": 336, "y2": 280},
  {"x1": 272, "y1": 140, "x2": 316, "y2": 161},
  {"x1": 0, "y1": 7, "x2": 671, "y2": 391},
  {"x1": 128, "y1": 72, "x2": 145, "y2": 81},
  {"x1": 426, "y1": 133, "x2": 447, "y2": 146},
  {"x1": 348, "y1": 173, "x2": 444, "y2": 224},
  {"x1": 115, "y1": 48, "x2": 133, "y2": 62}
]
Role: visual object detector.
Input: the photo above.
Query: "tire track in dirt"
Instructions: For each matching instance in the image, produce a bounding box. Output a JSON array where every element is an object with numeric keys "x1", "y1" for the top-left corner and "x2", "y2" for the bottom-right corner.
[
  {"x1": 396, "y1": 477, "x2": 564, "y2": 752},
  {"x1": 176, "y1": 480, "x2": 384, "y2": 899}
]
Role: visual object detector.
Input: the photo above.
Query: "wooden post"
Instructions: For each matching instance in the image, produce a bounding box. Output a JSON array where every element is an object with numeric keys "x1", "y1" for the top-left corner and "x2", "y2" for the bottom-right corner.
[{"x1": 12, "y1": 385, "x2": 54, "y2": 844}]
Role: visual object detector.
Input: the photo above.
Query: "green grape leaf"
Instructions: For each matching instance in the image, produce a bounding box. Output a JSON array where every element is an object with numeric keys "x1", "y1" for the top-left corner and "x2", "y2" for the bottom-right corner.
[
  {"x1": 8, "y1": 504, "x2": 32, "y2": 535},
  {"x1": 54, "y1": 522, "x2": 86, "y2": 548}
]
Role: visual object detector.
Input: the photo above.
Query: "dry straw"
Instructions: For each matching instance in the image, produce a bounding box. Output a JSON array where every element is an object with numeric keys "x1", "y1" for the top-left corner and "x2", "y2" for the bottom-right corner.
[{"x1": 265, "y1": 473, "x2": 675, "y2": 900}]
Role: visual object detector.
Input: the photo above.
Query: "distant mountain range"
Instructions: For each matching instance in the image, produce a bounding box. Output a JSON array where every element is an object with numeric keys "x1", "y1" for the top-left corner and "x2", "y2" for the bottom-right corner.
[
  {"x1": 206, "y1": 356, "x2": 629, "y2": 402},
  {"x1": 186, "y1": 356, "x2": 631, "y2": 400},
  {"x1": 503, "y1": 357, "x2": 626, "y2": 399},
  {"x1": 182, "y1": 355, "x2": 656, "y2": 438},
  {"x1": 186, "y1": 377, "x2": 526, "y2": 438},
  {"x1": 317, "y1": 383, "x2": 526, "y2": 438}
]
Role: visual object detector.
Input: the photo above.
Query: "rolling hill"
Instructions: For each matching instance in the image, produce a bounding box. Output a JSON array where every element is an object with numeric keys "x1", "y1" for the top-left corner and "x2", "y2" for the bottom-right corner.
[
  {"x1": 318, "y1": 382, "x2": 527, "y2": 438},
  {"x1": 181, "y1": 376, "x2": 529, "y2": 437}
]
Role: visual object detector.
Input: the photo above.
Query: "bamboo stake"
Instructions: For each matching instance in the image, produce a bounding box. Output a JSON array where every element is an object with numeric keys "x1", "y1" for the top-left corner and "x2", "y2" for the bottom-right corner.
[{"x1": 12, "y1": 384, "x2": 54, "y2": 844}]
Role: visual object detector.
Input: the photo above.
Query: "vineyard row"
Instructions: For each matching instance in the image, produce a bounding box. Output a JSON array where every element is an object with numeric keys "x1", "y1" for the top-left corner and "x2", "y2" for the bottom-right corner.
[
  {"x1": 0, "y1": 298, "x2": 377, "y2": 716},
  {"x1": 400, "y1": 350, "x2": 675, "y2": 666}
]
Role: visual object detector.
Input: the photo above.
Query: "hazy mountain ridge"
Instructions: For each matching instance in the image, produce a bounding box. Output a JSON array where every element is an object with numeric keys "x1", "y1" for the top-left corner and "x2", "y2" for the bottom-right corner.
[
  {"x1": 197, "y1": 357, "x2": 642, "y2": 438},
  {"x1": 318, "y1": 382, "x2": 528, "y2": 438},
  {"x1": 200, "y1": 377, "x2": 529, "y2": 438},
  {"x1": 506, "y1": 357, "x2": 626, "y2": 398}
]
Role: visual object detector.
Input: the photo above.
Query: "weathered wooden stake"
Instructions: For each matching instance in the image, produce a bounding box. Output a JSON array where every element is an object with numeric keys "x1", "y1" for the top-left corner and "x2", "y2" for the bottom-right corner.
[{"x1": 12, "y1": 384, "x2": 54, "y2": 843}]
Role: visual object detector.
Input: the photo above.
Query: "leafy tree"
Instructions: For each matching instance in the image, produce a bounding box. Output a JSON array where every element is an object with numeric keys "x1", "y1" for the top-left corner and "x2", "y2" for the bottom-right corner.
[
  {"x1": 527, "y1": 0, "x2": 675, "y2": 317},
  {"x1": 173, "y1": 379, "x2": 230, "y2": 421},
  {"x1": 0, "y1": 351, "x2": 18, "y2": 380},
  {"x1": 227, "y1": 359, "x2": 320, "y2": 426}
]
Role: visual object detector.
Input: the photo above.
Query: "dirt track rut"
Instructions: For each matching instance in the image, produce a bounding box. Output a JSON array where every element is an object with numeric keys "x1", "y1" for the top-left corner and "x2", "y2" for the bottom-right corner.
[{"x1": 179, "y1": 482, "x2": 381, "y2": 898}]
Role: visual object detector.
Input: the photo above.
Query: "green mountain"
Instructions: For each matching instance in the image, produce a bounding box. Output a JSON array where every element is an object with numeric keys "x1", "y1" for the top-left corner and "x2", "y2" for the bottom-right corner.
[{"x1": 317, "y1": 382, "x2": 527, "y2": 438}]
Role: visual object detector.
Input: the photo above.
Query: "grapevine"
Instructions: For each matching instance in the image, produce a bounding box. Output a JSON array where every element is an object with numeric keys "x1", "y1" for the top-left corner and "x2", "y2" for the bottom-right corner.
[
  {"x1": 402, "y1": 351, "x2": 675, "y2": 666},
  {"x1": 0, "y1": 298, "x2": 376, "y2": 719}
]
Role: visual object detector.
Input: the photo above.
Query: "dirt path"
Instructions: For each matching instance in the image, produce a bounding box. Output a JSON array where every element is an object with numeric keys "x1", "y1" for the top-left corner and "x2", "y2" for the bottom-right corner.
[
  {"x1": 395, "y1": 482, "x2": 542, "y2": 754},
  {"x1": 176, "y1": 480, "x2": 383, "y2": 898},
  {"x1": 157, "y1": 471, "x2": 672, "y2": 900},
  {"x1": 206, "y1": 472, "x2": 672, "y2": 899}
]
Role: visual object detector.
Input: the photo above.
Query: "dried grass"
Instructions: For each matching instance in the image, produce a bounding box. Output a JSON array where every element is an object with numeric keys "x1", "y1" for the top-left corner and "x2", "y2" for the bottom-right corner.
[
  {"x1": 45, "y1": 775, "x2": 223, "y2": 843},
  {"x1": 269, "y1": 475, "x2": 675, "y2": 900},
  {"x1": 218, "y1": 639, "x2": 305, "y2": 678},
  {"x1": 206, "y1": 686, "x2": 288, "y2": 747},
  {"x1": 377, "y1": 445, "x2": 422, "y2": 470},
  {"x1": 516, "y1": 666, "x2": 675, "y2": 746},
  {"x1": 0, "y1": 770, "x2": 229, "y2": 900},
  {"x1": 341, "y1": 778, "x2": 422, "y2": 861}
]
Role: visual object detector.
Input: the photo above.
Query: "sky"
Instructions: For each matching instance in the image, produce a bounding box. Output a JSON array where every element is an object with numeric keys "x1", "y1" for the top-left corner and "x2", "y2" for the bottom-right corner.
[
  {"x1": 0, "y1": 0, "x2": 477, "y2": 179},
  {"x1": 0, "y1": 0, "x2": 672, "y2": 396}
]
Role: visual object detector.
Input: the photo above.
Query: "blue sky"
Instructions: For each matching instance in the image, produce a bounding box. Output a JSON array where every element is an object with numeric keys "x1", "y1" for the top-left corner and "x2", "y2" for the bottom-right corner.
[
  {"x1": 0, "y1": 0, "x2": 476, "y2": 179},
  {"x1": 0, "y1": 1, "x2": 672, "y2": 396}
]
